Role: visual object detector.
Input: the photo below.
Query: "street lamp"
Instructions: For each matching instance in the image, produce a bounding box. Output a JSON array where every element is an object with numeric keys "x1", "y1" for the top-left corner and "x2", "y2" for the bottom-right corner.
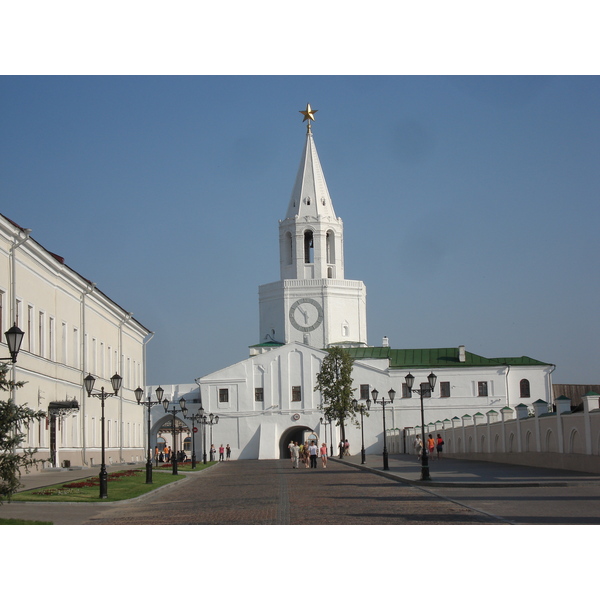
[
  {"x1": 83, "y1": 372, "x2": 122, "y2": 499},
  {"x1": 1, "y1": 324, "x2": 25, "y2": 363},
  {"x1": 135, "y1": 385, "x2": 164, "y2": 484},
  {"x1": 405, "y1": 372, "x2": 437, "y2": 481},
  {"x1": 186, "y1": 407, "x2": 204, "y2": 468},
  {"x1": 319, "y1": 416, "x2": 330, "y2": 457},
  {"x1": 200, "y1": 411, "x2": 219, "y2": 463},
  {"x1": 319, "y1": 413, "x2": 334, "y2": 457},
  {"x1": 370, "y1": 388, "x2": 395, "y2": 471},
  {"x1": 352, "y1": 399, "x2": 369, "y2": 464},
  {"x1": 162, "y1": 395, "x2": 188, "y2": 475}
]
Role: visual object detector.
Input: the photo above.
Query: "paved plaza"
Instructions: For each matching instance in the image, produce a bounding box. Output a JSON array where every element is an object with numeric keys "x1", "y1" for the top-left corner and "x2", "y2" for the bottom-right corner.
[{"x1": 2, "y1": 455, "x2": 600, "y2": 525}]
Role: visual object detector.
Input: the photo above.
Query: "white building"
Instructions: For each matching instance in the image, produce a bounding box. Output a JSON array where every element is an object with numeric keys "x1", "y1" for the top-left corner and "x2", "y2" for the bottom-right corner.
[
  {"x1": 1, "y1": 213, "x2": 152, "y2": 468},
  {"x1": 152, "y1": 107, "x2": 555, "y2": 461}
]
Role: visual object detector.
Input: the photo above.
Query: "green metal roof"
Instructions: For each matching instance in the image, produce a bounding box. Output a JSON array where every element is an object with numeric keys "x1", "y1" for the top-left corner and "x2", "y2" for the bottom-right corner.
[{"x1": 344, "y1": 347, "x2": 551, "y2": 369}]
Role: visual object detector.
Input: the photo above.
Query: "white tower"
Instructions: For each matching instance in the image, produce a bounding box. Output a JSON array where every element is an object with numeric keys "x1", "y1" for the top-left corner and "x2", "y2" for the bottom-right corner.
[{"x1": 258, "y1": 104, "x2": 367, "y2": 349}]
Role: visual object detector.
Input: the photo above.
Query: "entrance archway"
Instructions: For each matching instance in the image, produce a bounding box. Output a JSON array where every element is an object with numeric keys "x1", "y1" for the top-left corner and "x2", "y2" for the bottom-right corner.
[{"x1": 279, "y1": 426, "x2": 317, "y2": 459}]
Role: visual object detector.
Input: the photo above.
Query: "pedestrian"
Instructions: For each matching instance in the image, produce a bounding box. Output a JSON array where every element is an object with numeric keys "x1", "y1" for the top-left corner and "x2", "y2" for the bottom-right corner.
[
  {"x1": 338, "y1": 440, "x2": 344, "y2": 458},
  {"x1": 154, "y1": 446, "x2": 159, "y2": 466},
  {"x1": 427, "y1": 434, "x2": 435, "y2": 459},
  {"x1": 344, "y1": 439, "x2": 350, "y2": 456},
  {"x1": 210, "y1": 444, "x2": 215, "y2": 461},
  {"x1": 159, "y1": 451, "x2": 164, "y2": 463},
  {"x1": 436, "y1": 434, "x2": 444, "y2": 459},
  {"x1": 309, "y1": 440, "x2": 319, "y2": 468},
  {"x1": 291, "y1": 441, "x2": 300, "y2": 469},
  {"x1": 288, "y1": 440, "x2": 295, "y2": 465},
  {"x1": 320, "y1": 442, "x2": 328, "y2": 468},
  {"x1": 219, "y1": 444, "x2": 225, "y2": 461},
  {"x1": 414, "y1": 435, "x2": 423, "y2": 461},
  {"x1": 303, "y1": 443, "x2": 310, "y2": 468},
  {"x1": 226, "y1": 444, "x2": 231, "y2": 460}
]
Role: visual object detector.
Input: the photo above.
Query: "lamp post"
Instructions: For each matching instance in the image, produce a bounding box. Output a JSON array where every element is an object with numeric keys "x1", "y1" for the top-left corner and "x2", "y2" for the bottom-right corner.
[
  {"x1": 162, "y1": 396, "x2": 188, "y2": 475},
  {"x1": 200, "y1": 411, "x2": 219, "y2": 463},
  {"x1": 319, "y1": 416, "x2": 330, "y2": 456},
  {"x1": 186, "y1": 408, "x2": 204, "y2": 468},
  {"x1": 135, "y1": 385, "x2": 163, "y2": 484},
  {"x1": 405, "y1": 372, "x2": 437, "y2": 481},
  {"x1": 352, "y1": 399, "x2": 369, "y2": 464},
  {"x1": 0, "y1": 324, "x2": 25, "y2": 364},
  {"x1": 370, "y1": 388, "x2": 395, "y2": 471},
  {"x1": 83, "y1": 372, "x2": 122, "y2": 499}
]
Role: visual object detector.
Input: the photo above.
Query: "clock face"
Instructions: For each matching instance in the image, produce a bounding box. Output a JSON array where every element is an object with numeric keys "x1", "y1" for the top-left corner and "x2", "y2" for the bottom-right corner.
[{"x1": 289, "y1": 298, "x2": 324, "y2": 332}]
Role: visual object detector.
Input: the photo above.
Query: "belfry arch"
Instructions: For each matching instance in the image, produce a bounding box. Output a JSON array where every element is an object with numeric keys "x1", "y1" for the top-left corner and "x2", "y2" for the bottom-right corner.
[{"x1": 279, "y1": 425, "x2": 318, "y2": 459}]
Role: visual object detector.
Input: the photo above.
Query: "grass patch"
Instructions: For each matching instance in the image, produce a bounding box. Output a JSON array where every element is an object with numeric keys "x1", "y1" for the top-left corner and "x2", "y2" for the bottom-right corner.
[
  {"x1": 0, "y1": 517, "x2": 52, "y2": 525},
  {"x1": 9, "y1": 467, "x2": 204, "y2": 503}
]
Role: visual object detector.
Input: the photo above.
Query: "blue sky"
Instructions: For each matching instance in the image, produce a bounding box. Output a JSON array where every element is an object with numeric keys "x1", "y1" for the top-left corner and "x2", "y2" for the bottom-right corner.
[{"x1": 2, "y1": 75, "x2": 598, "y2": 385}]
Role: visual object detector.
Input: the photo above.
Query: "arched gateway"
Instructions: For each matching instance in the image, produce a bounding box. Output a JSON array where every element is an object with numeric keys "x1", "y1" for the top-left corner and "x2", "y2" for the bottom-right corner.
[{"x1": 279, "y1": 426, "x2": 318, "y2": 459}]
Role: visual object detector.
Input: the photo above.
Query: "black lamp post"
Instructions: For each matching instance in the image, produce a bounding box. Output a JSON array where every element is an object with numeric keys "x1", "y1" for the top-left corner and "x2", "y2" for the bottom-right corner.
[
  {"x1": 186, "y1": 408, "x2": 204, "y2": 468},
  {"x1": 370, "y1": 388, "x2": 395, "y2": 471},
  {"x1": 162, "y1": 396, "x2": 187, "y2": 475},
  {"x1": 352, "y1": 399, "x2": 369, "y2": 464},
  {"x1": 1, "y1": 324, "x2": 25, "y2": 363},
  {"x1": 405, "y1": 372, "x2": 437, "y2": 481},
  {"x1": 83, "y1": 372, "x2": 122, "y2": 499},
  {"x1": 200, "y1": 411, "x2": 219, "y2": 463},
  {"x1": 319, "y1": 416, "x2": 330, "y2": 456},
  {"x1": 135, "y1": 385, "x2": 163, "y2": 484}
]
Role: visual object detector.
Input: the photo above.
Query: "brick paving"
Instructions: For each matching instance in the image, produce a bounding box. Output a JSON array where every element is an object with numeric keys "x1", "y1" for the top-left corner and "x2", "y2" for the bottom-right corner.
[{"x1": 84, "y1": 459, "x2": 500, "y2": 525}]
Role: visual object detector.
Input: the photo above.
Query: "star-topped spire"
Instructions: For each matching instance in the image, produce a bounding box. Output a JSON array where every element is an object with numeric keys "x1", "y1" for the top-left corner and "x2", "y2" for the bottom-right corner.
[{"x1": 299, "y1": 103, "x2": 318, "y2": 131}]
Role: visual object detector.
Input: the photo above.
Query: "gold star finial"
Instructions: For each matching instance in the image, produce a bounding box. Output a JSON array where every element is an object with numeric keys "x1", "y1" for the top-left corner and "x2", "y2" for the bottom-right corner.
[{"x1": 299, "y1": 103, "x2": 318, "y2": 130}]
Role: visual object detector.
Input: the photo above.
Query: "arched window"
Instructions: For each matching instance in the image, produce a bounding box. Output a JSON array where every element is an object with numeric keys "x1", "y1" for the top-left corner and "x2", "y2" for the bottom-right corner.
[
  {"x1": 520, "y1": 379, "x2": 531, "y2": 398},
  {"x1": 304, "y1": 230, "x2": 314, "y2": 263}
]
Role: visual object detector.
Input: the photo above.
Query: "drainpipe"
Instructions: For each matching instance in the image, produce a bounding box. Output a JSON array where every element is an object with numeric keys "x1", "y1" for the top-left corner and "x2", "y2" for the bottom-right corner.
[
  {"x1": 504, "y1": 365, "x2": 510, "y2": 407},
  {"x1": 119, "y1": 313, "x2": 133, "y2": 462},
  {"x1": 9, "y1": 228, "x2": 32, "y2": 403},
  {"x1": 80, "y1": 282, "x2": 96, "y2": 466}
]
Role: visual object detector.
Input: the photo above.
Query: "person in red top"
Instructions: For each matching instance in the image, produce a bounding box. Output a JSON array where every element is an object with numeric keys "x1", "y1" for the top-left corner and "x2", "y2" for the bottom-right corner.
[
  {"x1": 436, "y1": 434, "x2": 444, "y2": 459},
  {"x1": 427, "y1": 434, "x2": 436, "y2": 459}
]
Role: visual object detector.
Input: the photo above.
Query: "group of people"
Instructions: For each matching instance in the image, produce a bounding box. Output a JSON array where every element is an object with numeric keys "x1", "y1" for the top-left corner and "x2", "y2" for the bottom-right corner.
[
  {"x1": 154, "y1": 446, "x2": 188, "y2": 464},
  {"x1": 339, "y1": 439, "x2": 350, "y2": 457},
  {"x1": 288, "y1": 440, "x2": 328, "y2": 469},
  {"x1": 413, "y1": 433, "x2": 444, "y2": 459},
  {"x1": 210, "y1": 443, "x2": 232, "y2": 462}
]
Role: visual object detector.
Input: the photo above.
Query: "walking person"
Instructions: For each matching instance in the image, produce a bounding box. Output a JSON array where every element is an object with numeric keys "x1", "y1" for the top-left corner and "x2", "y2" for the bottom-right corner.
[
  {"x1": 288, "y1": 440, "x2": 295, "y2": 465},
  {"x1": 320, "y1": 442, "x2": 328, "y2": 468},
  {"x1": 219, "y1": 444, "x2": 225, "y2": 462},
  {"x1": 291, "y1": 441, "x2": 300, "y2": 469},
  {"x1": 344, "y1": 439, "x2": 350, "y2": 456},
  {"x1": 427, "y1": 434, "x2": 435, "y2": 460},
  {"x1": 436, "y1": 434, "x2": 444, "y2": 459},
  {"x1": 414, "y1": 435, "x2": 423, "y2": 461},
  {"x1": 226, "y1": 444, "x2": 231, "y2": 460},
  {"x1": 309, "y1": 440, "x2": 319, "y2": 468},
  {"x1": 210, "y1": 444, "x2": 216, "y2": 461}
]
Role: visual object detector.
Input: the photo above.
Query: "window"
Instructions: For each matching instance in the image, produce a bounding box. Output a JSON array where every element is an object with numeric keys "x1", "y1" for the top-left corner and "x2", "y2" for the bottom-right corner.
[
  {"x1": 478, "y1": 381, "x2": 488, "y2": 397},
  {"x1": 520, "y1": 379, "x2": 531, "y2": 398},
  {"x1": 402, "y1": 383, "x2": 411, "y2": 398},
  {"x1": 420, "y1": 382, "x2": 431, "y2": 398},
  {"x1": 304, "y1": 230, "x2": 314, "y2": 263},
  {"x1": 38, "y1": 311, "x2": 45, "y2": 357},
  {"x1": 440, "y1": 382, "x2": 451, "y2": 398},
  {"x1": 292, "y1": 386, "x2": 302, "y2": 402},
  {"x1": 360, "y1": 384, "x2": 370, "y2": 400},
  {"x1": 255, "y1": 387, "x2": 264, "y2": 402},
  {"x1": 218, "y1": 389, "x2": 229, "y2": 403}
]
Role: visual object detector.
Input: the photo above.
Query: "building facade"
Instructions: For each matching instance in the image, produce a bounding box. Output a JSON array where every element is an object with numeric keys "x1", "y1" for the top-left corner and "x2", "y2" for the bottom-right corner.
[
  {"x1": 151, "y1": 108, "x2": 555, "y2": 461},
  {"x1": 1, "y1": 213, "x2": 152, "y2": 468}
]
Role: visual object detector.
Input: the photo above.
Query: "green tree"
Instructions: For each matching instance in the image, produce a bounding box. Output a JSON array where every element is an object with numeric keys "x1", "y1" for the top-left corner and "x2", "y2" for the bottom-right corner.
[
  {"x1": 0, "y1": 363, "x2": 45, "y2": 501},
  {"x1": 314, "y1": 347, "x2": 356, "y2": 457}
]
